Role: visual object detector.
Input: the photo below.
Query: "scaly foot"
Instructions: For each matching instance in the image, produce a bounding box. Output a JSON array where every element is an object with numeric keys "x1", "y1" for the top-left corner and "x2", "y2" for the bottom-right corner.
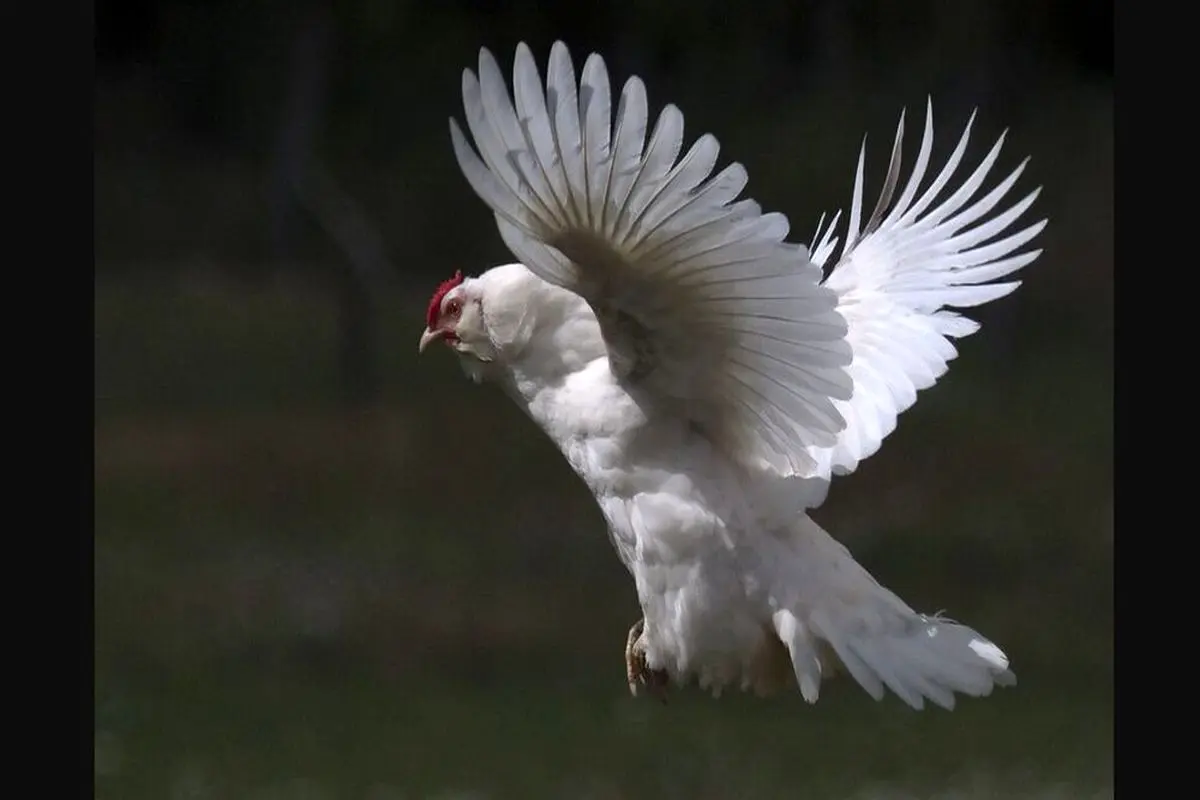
[{"x1": 625, "y1": 618, "x2": 669, "y2": 702}]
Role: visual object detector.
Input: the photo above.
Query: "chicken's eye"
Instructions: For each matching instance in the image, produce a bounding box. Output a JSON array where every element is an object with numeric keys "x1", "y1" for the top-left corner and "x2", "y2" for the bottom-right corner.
[{"x1": 445, "y1": 299, "x2": 463, "y2": 317}]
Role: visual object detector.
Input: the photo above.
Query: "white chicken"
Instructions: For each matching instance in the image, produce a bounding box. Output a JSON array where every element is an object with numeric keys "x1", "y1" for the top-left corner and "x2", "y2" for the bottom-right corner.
[{"x1": 418, "y1": 42, "x2": 1045, "y2": 710}]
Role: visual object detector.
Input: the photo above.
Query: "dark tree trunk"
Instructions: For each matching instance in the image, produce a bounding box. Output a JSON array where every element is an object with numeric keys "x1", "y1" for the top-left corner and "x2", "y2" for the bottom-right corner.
[
  {"x1": 270, "y1": 3, "x2": 389, "y2": 407},
  {"x1": 269, "y1": 3, "x2": 331, "y2": 267}
]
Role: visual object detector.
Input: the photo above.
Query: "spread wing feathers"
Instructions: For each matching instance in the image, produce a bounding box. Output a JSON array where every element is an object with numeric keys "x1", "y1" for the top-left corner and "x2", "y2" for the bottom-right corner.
[
  {"x1": 806, "y1": 100, "x2": 1046, "y2": 478},
  {"x1": 449, "y1": 41, "x2": 854, "y2": 477}
]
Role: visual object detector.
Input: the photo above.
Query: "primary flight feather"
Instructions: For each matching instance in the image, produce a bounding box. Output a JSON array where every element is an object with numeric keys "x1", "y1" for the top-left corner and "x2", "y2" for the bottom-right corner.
[{"x1": 419, "y1": 41, "x2": 1044, "y2": 709}]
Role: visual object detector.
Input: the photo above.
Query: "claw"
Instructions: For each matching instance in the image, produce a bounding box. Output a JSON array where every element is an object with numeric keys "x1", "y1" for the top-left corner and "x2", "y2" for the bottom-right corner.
[{"x1": 625, "y1": 618, "x2": 669, "y2": 703}]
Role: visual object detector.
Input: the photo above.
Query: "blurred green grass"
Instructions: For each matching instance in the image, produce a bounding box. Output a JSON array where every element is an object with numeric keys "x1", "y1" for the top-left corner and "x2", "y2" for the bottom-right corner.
[
  {"x1": 94, "y1": 277, "x2": 1112, "y2": 798},
  {"x1": 96, "y1": 668, "x2": 1111, "y2": 799}
]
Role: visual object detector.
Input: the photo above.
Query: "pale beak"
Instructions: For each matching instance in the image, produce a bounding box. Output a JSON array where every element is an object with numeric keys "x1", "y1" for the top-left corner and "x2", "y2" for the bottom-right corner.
[{"x1": 418, "y1": 327, "x2": 442, "y2": 354}]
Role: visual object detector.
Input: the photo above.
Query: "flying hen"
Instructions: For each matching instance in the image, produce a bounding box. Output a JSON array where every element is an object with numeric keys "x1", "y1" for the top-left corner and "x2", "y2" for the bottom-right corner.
[{"x1": 418, "y1": 41, "x2": 1045, "y2": 710}]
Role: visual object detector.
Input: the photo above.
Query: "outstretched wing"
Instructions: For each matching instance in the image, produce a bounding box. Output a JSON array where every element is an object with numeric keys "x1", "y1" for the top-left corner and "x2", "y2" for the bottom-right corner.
[
  {"x1": 805, "y1": 101, "x2": 1046, "y2": 479},
  {"x1": 449, "y1": 42, "x2": 852, "y2": 478}
]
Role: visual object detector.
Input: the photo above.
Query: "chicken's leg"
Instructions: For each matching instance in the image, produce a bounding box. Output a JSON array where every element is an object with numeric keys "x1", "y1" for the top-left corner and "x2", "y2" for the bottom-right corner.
[{"x1": 625, "y1": 618, "x2": 669, "y2": 702}]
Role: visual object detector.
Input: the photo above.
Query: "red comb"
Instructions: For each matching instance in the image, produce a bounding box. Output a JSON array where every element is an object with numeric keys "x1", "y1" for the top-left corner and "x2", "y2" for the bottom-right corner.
[{"x1": 425, "y1": 270, "x2": 465, "y2": 329}]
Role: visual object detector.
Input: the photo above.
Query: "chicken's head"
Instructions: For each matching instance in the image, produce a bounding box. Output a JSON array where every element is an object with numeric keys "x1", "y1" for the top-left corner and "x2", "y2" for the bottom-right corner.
[
  {"x1": 419, "y1": 269, "x2": 485, "y2": 353},
  {"x1": 420, "y1": 263, "x2": 580, "y2": 383}
]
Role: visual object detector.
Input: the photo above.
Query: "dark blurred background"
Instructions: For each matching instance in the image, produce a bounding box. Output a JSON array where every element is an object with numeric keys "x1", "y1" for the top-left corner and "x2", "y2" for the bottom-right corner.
[{"x1": 94, "y1": 1, "x2": 1112, "y2": 797}]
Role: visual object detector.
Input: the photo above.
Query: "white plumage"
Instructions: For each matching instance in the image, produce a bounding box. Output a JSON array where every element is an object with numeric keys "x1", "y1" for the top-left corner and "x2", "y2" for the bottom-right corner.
[{"x1": 419, "y1": 41, "x2": 1044, "y2": 710}]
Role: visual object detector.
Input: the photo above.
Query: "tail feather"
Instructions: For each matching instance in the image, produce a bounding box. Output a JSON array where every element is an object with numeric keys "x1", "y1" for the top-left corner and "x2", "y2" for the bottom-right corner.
[
  {"x1": 828, "y1": 613, "x2": 1014, "y2": 710},
  {"x1": 770, "y1": 516, "x2": 1015, "y2": 710}
]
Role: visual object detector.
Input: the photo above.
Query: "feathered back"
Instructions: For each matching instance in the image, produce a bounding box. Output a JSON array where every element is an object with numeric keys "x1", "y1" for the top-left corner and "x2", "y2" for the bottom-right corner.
[{"x1": 474, "y1": 263, "x2": 607, "y2": 380}]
